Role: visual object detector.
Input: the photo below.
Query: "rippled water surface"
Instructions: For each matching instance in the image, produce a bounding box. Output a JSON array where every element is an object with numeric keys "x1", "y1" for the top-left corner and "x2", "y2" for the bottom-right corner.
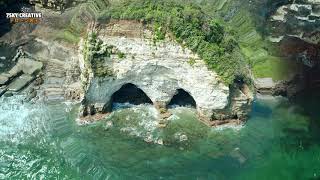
[{"x1": 0, "y1": 95, "x2": 320, "y2": 179}]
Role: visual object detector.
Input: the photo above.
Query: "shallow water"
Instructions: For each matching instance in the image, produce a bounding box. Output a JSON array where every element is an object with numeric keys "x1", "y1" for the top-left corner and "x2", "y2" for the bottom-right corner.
[{"x1": 0, "y1": 95, "x2": 319, "y2": 179}]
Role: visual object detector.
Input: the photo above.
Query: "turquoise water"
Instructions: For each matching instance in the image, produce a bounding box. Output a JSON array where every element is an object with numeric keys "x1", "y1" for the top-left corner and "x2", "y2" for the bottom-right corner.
[{"x1": 0, "y1": 95, "x2": 319, "y2": 179}]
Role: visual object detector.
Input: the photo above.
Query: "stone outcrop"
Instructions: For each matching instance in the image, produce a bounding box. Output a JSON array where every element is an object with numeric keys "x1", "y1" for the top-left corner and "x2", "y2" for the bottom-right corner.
[
  {"x1": 0, "y1": 40, "x2": 83, "y2": 101},
  {"x1": 254, "y1": 75, "x2": 307, "y2": 97},
  {"x1": 268, "y1": 1, "x2": 320, "y2": 68},
  {"x1": 269, "y1": 1, "x2": 320, "y2": 45},
  {"x1": 255, "y1": 78, "x2": 276, "y2": 94},
  {"x1": 22, "y1": 38, "x2": 83, "y2": 101},
  {"x1": 266, "y1": 1, "x2": 320, "y2": 95},
  {"x1": 7, "y1": 74, "x2": 35, "y2": 91},
  {"x1": 80, "y1": 21, "x2": 253, "y2": 125},
  {"x1": 0, "y1": 51, "x2": 43, "y2": 96}
]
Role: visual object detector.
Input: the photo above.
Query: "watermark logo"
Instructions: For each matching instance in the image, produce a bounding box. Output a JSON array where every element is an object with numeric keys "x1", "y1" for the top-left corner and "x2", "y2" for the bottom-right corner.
[{"x1": 6, "y1": 7, "x2": 42, "y2": 24}]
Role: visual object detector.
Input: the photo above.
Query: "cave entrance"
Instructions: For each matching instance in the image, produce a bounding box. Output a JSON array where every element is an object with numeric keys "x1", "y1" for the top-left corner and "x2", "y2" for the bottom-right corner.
[
  {"x1": 167, "y1": 89, "x2": 196, "y2": 108},
  {"x1": 111, "y1": 83, "x2": 153, "y2": 109}
]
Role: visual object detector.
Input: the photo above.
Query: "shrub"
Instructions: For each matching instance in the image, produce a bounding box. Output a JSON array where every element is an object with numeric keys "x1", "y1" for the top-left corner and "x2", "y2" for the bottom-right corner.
[
  {"x1": 117, "y1": 52, "x2": 126, "y2": 59},
  {"x1": 188, "y1": 58, "x2": 196, "y2": 66}
]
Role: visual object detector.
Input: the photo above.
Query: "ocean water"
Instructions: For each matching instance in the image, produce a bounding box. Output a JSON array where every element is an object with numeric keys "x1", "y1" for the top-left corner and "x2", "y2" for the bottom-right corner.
[{"x1": 0, "y1": 95, "x2": 319, "y2": 180}]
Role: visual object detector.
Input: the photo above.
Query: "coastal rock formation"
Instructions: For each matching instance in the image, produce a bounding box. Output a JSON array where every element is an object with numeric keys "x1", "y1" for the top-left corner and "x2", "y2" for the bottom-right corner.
[
  {"x1": 80, "y1": 21, "x2": 253, "y2": 125},
  {"x1": 268, "y1": 1, "x2": 320, "y2": 67},
  {"x1": 0, "y1": 1, "x2": 254, "y2": 126},
  {"x1": 0, "y1": 50, "x2": 43, "y2": 96},
  {"x1": 266, "y1": 0, "x2": 320, "y2": 95},
  {"x1": 22, "y1": 38, "x2": 83, "y2": 101}
]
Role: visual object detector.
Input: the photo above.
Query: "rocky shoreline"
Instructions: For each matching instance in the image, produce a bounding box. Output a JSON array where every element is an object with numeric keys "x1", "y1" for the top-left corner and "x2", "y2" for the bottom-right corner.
[
  {"x1": 0, "y1": 48, "x2": 43, "y2": 99},
  {"x1": 7, "y1": 0, "x2": 317, "y2": 129},
  {"x1": 0, "y1": 1, "x2": 255, "y2": 128}
]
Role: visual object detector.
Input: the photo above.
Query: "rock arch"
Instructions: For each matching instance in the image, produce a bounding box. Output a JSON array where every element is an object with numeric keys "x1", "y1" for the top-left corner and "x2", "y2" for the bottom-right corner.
[
  {"x1": 79, "y1": 21, "x2": 253, "y2": 125},
  {"x1": 167, "y1": 89, "x2": 196, "y2": 108},
  {"x1": 110, "y1": 83, "x2": 153, "y2": 108}
]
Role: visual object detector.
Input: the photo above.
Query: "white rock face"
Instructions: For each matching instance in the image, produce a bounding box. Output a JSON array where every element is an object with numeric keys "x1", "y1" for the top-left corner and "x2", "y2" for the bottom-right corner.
[
  {"x1": 82, "y1": 21, "x2": 251, "y2": 121},
  {"x1": 85, "y1": 36, "x2": 229, "y2": 119}
]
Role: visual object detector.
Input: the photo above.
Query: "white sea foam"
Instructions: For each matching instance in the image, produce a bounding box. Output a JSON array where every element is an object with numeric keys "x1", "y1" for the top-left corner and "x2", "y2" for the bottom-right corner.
[
  {"x1": 212, "y1": 124, "x2": 244, "y2": 131},
  {"x1": 0, "y1": 95, "x2": 51, "y2": 142}
]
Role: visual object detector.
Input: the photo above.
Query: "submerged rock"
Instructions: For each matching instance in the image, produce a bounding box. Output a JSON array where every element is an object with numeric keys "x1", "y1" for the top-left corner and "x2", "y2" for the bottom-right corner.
[
  {"x1": 3, "y1": 92, "x2": 13, "y2": 97},
  {"x1": 105, "y1": 121, "x2": 113, "y2": 130},
  {"x1": 174, "y1": 132, "x2": 188, "y2": 142},
  {"x1": 230, "y1": 147, "x2": 247, "y2": 164}
]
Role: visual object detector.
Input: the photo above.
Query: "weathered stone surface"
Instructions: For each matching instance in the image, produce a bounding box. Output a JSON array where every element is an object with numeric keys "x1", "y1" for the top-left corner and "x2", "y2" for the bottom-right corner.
[
  {"x1": 268, "y1": 1, "x2": 320, "y2": 68},
  {"x1": 0, "y1": 87, "x2": 7, "y2": 97},
  {"x1": 0, "y1": 74, "x2": 11, "y2": 85},
  {"x1": 255, "y1": 78, "x2": 275, "y2": 89},
  {"x1": 15, "y1": 38, "x2": 84, "y2": 102},
  {"x1": 0, "y1": 57, "x2": 43, "y2": 85},
  {"x1": 7, "y1": 74, "x2": 35, "y2": 92},
  {"x1": 19, "y1": 58, "x2": 43, "y2": 75},
  {"x1": 83, "y1": 39, "x2": 229, "y2": 120},
  {"x1": 81, "y1": 21, "x2": 252, "y2": 122}
]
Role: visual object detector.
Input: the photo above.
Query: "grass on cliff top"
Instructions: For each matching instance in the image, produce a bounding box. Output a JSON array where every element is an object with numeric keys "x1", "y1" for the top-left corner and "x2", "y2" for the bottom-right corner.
[
  {"x1": 55, "y1": 30, "x2": 80, "y2": 44},
  {"x1": 195, "y1": 0, "x2": 297, "y2": 81},
  {"x1": 239, "y1": 35, "x2": 298, "y2": 80},
  {"x1": 252, "y1": 56, "x2": 299, "y2": 81},
  {"x1": 99, "y1": 0, "x2": 250, "y2": 85}
]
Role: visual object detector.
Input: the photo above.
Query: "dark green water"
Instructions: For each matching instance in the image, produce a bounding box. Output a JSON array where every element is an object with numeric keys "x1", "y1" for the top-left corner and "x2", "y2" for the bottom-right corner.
[{"x1": 0, "y1": 95, "x2": 320, "y2": 180}]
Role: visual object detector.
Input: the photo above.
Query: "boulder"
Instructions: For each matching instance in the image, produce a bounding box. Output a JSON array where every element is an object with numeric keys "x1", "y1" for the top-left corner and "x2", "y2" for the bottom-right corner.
[
  {"x1": 7, "y1": 74, "x2": 35, "y2": 92},
  {"x1": 0, "y1": 87, "x2": 7, "y2": 97},
  {"x1": 0, "y1": 57, "x2": 43, "y2": 86},
  {"x1": 255, "y1": 78, "x2": 275, "y2": 90},
  {"x1": 0, "y1": 74, "x2": 11, "y2": 85},
  {"x1": 17, "y1": 58, "x2": 43, "y2": 75}
]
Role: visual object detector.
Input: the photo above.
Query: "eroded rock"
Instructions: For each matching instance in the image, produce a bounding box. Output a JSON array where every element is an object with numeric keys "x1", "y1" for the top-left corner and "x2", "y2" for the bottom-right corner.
[
  {"x1": 0, "y1": 53, "x2": 43, "y2": 97},
  {"x1": 7, "y1": 74, "x2": 35, "y2": 92},
  {"x1": 80, "y1": 21, "x2": 253, "y2": 125}
]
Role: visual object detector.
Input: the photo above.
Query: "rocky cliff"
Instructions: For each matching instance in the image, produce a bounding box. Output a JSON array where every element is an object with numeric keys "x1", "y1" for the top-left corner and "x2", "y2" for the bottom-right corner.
[
  {"x1": 262, "y1": 0, "x2": 320, "y2": 95},
  {"x1": 0, "y1": 0, "x2": 254, "y2": 127},
  {"x1": 79, "y1": 20, "x2": 253, "y2": 126}
]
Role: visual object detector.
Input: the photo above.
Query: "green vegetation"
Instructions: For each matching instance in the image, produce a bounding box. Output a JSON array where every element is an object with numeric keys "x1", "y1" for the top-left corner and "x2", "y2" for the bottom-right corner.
[
  {"x1": 194, "y1": 0, "x2": 296, "y2": 80},
  {"x1": 252, "y1": 56, "x2": 299, "y2": 81},
  {"x1": 53, "y1": 0, "x2": 109, "y2": 44},
  {"x1": 117, "y1": 52, "x2": 126, "y2": 59},
  {"x1": 83, "y1": 31, "x2": 128, "y2": 77},
  {"x1": 188, "y1": 58, "x2": 196, "y2": 66},
  {"x1": 99, "y1": 0, "x2": 250, "y2": 84},
  {"x1": 55, "y1": 30, "x2": 80, "y2": 44},
  {"x1": 83, "y1": 32, "x2": 114, "y2": 77},
  {"x1": 152, "y1": 23, "x2": 166, "y2": 43},
  {"x1": 77, "y1": 0, "x2": 294, "y2": 82}
]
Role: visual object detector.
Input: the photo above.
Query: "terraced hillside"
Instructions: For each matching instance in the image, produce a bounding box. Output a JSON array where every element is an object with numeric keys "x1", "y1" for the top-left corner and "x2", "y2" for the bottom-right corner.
[{"x1": 193, "y1": 0, "x2": 301, "y2": 81}]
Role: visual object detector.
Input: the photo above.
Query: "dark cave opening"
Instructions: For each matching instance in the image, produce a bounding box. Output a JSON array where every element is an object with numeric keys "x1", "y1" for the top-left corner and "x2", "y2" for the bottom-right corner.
[
  {"x1": 167, "y1": 89, "x2": 196, "y2": 108},
  {"x1": 111, "y1": 83, "x2": 153, "y2": 107}
]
